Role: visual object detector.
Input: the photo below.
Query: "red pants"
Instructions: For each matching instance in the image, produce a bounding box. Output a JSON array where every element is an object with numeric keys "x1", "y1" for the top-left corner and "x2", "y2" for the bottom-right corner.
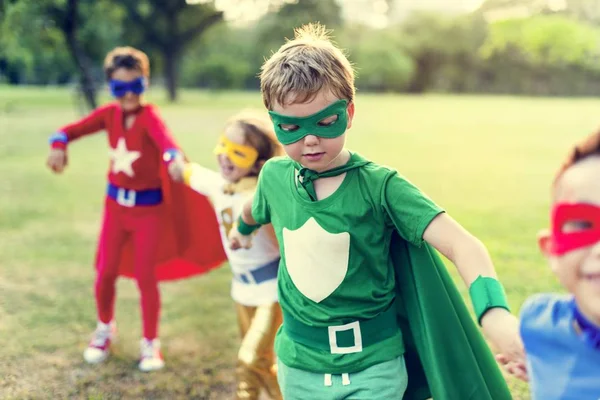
[{"x1": 95, "y1": 198, "x2": 161, "y2": 339}]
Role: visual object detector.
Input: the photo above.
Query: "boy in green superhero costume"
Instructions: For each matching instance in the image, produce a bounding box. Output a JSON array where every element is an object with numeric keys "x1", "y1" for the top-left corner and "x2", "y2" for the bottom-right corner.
[{"x1": 229, "y1": 24, "x2": 525, "y2": 399}]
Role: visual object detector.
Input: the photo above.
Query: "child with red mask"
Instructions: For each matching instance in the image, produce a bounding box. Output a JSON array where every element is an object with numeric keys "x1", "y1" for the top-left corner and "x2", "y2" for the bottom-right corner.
[{"x1": 519, "y1": 131, "x2": 600, "y2": 399}]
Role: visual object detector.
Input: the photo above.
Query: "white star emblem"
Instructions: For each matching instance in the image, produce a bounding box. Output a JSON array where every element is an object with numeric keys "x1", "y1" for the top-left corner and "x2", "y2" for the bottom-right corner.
[{"x1": 110, "y1": 138, "x2": 141, "y2": 177}]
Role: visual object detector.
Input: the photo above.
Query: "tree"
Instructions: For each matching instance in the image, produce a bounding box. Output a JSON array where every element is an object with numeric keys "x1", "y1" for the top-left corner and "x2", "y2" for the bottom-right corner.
[
  {"x1": 255, "y1": 0, "x2": 343, "y2": 62},
  {"x1": 478, "y1": 14, "x2": 600, "y2": 95},
  {"x1": 51, "y1": 0, "x2": 97, "y2": 108},
  {"x1": 340, "y1": 25, "x2": 415, "y2": 92},
  {"x1": 1, "y1": 0, "x2": 122, "y2": 109},
  {"x1": 398, "y1": 12, "x2": 487, "y2": 93},
  {"x1": 180, "y1": 23, "x2": 256, "y2": 89},
  {"x1": 118, "y1": 0, "x2": 223, "y2": 101},
  {"x1": 480, "y1": 14, "x2": 600, "y2": 70}
]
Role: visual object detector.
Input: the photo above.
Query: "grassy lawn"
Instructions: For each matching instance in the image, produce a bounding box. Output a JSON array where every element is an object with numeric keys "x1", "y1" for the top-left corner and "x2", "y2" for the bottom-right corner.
[{"x1": 1, "y1": 85, "x2": 599, "y2": 399}]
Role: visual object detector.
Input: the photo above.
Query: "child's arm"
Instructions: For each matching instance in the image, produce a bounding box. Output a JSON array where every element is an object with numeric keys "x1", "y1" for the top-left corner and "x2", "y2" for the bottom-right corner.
[
  {"x1": 422, "y1": 213, "x2": 526, "y2": 370},
  {"x1": 46, "y1": 105, "x2": 111, "y2": 174},
  {"x1": 180, "y1": 163, "x2": 223, "y2": 196},
  {"x1": 229, "y1": 195, "x2": 260, "y2": 250},
  {"x1": 229, "y1": 167, "x2": 272, "y2": 249},
  {"x1": 263, "y1": 223, "x2": 279, "y2": 248},
  {"x1": 422, "y1": 214, "x2": 497, "y2": 286},
  {"x1": 144, "y1": 106, "x2": 183, "y2": 180},
  {"x1": 240, "y1": 195, "x2": 260, "y2": 226},
  {"x1": 50, "y1": 105, "x2": 110, "y2": 149},
  {"x1": 383, "y1": 171, "x2": 525, "y2": 370}
]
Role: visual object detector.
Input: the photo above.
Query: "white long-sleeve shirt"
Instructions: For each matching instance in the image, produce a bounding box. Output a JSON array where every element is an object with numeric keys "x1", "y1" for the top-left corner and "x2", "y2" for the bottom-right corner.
[{"x1": 185, "y1": 163, "x2": 279, "y2": 306}]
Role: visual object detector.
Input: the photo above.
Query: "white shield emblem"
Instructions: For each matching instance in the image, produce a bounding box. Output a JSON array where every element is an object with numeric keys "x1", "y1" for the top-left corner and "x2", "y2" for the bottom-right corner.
[{"x1": 282, "y1": 217, "x2": 350, "y2": 303}]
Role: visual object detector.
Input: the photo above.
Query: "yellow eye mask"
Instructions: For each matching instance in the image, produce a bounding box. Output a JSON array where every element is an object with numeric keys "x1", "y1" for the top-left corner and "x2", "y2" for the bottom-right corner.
[{"x1": 213, "y1": 135, "x2": 259, "y2": 169}]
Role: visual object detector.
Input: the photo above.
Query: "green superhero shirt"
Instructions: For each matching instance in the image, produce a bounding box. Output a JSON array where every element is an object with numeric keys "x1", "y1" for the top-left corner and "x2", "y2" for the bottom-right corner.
[{"x1": 252, "y1": 152, "x2": 444, "y2": 373}]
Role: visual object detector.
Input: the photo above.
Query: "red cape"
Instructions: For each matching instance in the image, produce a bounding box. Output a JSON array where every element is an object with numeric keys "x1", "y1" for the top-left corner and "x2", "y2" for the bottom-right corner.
[{"x1": 95, "y1": 167, "x2": 227, "y2": 282}]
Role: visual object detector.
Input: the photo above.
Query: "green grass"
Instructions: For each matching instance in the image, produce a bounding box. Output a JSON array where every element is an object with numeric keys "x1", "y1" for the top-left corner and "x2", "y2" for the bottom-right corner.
[{"x1": 2, "y1": 85, "x2": 599, "y2": 399}]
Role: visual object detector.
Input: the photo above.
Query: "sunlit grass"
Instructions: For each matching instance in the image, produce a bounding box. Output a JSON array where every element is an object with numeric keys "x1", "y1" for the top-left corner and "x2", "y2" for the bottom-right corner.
[{"x1": 2, "y1": 86, "x2": 599, "y2": 398}]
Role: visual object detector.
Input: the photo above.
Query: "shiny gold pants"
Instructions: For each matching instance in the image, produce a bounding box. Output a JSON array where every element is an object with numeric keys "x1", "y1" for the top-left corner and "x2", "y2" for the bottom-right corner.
[{"x1": 235, "y1": 302, "x2": 283, "y2": 400}]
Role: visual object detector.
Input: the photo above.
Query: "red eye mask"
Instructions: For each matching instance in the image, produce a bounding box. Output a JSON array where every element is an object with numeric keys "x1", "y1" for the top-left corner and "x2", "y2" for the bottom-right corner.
[{"x1": 551, "y1": 203, "x2": 600, "y2": 255}]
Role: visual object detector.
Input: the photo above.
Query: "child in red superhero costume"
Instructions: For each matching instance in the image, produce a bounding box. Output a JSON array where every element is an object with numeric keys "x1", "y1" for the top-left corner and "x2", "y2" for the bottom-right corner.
[{"x1": 46, "y1": 47, "x2": 203, "y2": 372}]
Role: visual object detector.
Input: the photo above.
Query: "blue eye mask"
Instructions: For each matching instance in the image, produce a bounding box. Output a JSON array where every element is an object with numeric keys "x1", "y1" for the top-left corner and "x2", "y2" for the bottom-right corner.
[
  {"x1": 268, "y1": 99, "x2": 349, "y2": 145},
  {"x1": 109, "y1": 77, "x2": 146, "y2": 98}
]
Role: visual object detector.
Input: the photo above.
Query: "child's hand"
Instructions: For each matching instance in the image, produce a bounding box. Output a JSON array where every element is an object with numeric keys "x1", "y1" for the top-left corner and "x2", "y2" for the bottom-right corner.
[
  {"x1": 228, "y1": 227, "x2": 253, "y2": 250},
  {"x1": 167, "y1": 155, "x2": 185, "y2": 182},
  {"x1": 46, "y1": 149, "x2": 67, "y2": 173},
  {"x1": 480, "y1": 308, "x2": 528, "y2": 380},
  {"x1": 496, "y1": 353, "x2": 528, "y2": 382}
]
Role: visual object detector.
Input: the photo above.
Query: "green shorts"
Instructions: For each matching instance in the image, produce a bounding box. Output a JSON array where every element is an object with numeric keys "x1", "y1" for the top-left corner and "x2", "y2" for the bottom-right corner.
[{"x1": 277, "y1": 355, "x2": 408, "y2": 400}]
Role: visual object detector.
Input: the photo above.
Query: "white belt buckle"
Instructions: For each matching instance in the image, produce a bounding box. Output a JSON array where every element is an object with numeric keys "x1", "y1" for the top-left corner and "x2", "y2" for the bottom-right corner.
[
  {"x1": 328, "y1": 320, "x2": 362, "y2": 354},
  {"x1": 116, "y1": 188, "x2": 136, "y2": 207}
]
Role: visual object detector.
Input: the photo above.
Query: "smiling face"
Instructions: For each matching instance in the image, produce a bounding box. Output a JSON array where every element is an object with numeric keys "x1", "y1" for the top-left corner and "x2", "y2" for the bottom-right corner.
[
  {"x1": 216, "y1": 123, "x2": 255, "y2": 183},
  {"x1": 271, "y1": 90, "x2": 355, "y2": 172},
  {"x1": 539, "y1": 156, "x2": 600, "y2": 324}
]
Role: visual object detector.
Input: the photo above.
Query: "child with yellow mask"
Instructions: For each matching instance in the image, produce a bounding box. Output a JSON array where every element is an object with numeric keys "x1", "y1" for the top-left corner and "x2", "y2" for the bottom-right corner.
[{"x1": 170, "y1": 111, "x2": 284, "y2": 400}]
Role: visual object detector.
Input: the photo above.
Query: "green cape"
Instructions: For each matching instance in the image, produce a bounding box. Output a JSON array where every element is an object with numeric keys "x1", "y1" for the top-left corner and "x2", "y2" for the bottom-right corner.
[{"x1": 392, "y1": 233, "x2": 512, "y2": 400}]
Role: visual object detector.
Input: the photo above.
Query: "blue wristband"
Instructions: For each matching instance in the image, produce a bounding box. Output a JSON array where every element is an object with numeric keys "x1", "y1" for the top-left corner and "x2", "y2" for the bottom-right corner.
[
  {"x1": 162, "y1": 148, "x2": 180, "y2": 163},
  {"x1": 48, "y1": 132, "x2": 68, "y2": 145}
]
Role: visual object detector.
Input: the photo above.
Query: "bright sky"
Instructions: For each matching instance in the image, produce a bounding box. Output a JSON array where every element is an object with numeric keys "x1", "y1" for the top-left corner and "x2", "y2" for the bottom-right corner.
[{"x1": 187, "y1": 0, "x2": 488, "y2": 27}]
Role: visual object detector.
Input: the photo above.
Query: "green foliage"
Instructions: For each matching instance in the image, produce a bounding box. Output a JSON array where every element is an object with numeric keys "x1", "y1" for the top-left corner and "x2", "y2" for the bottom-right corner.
[
  {"x1": 397, "y1": 11, "x2": 488, "y2": 93},
  {"x1": 342, "y1": 26, "x2": 415, "y2": 92},
  {"x1": 116, "y1": 0, "x2": 223, "y2": 100},
  {"x1": 179, "y1": 8, "x2": 600, "y2": 96},
  {"x1": 0, "y1": 0, "x2": 122, "y2": 84},
  {"x1": 253, "y1": 0, "x2": 342, "y2": 68},
  {"x1": 117, "y1": 0, "x2": 222, "y2": 51},
  {"x1": 180, "y1": 24, "x2": 257, "y2": 89},
  {"x1": 182, "y1": 0, "x2": 343, "y2": 91},
  {"x1": 481, "y1": 14, "x2": 600, "y2": 70},
  {"x1": 185, "y1": 53, "x2": 253, "y2": 89},
  {"x1": 1, "y1": 0, "x2": 73, "y2": 83},
  {"x1": 78, "y1": 1, "x2": 125, "y2": 62},
  {"x1": 4, "y1": 0, "x2": 600, "y2": 96}
]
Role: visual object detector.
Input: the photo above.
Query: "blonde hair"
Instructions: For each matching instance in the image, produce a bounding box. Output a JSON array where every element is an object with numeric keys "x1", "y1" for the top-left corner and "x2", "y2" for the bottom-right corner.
[
  {"x1": 225, "y1": 110, "x2": 284, "y2": 175},
  {"x1": 103, "y1": 46, "x2": 150, "y2": 81},
  {"x1": 260, "y1": 23, "x2": 355, "y2": 110}
]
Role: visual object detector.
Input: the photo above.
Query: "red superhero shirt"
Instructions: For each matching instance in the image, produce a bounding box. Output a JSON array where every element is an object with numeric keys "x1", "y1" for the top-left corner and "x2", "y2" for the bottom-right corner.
[
  {"x1": 50, "y1": 102, "x2": 227, "y2": 281},
  {"x1": 53, "y1": 102, "x2": 176, "y2": 190}
]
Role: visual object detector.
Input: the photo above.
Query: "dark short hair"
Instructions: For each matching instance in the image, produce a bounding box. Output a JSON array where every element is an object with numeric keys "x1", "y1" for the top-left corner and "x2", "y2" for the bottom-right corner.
[
  {"x1": 103, "y1": 46, "x2": 150, "y2": 81},
  {"x1": 555, "y1": 130, "x2": 600, "y2": 185}
]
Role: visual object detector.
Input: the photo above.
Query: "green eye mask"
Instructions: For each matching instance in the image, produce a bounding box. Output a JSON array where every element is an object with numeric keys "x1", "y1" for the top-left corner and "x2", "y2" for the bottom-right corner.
[{"x1": 269, "y1": 99, "x2": 348, "y2": 145}]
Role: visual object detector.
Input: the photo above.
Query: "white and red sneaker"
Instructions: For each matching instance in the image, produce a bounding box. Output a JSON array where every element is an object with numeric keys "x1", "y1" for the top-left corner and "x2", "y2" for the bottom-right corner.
[
  {"x1": 83, "y1": 321, "x2": 115, "y2": 364},
  {"x1": 139, "y1": 338, "x2": 165, "y2": 372}
]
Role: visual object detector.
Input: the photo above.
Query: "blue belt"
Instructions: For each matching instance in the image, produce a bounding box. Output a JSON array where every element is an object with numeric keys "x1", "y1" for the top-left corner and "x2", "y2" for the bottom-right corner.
[
  {"x1": 106, "y1": 183, "x2": 162, "y2": 207},
  {"x1": 234, "y1": 258, "x2": 280, "y2": 284}
]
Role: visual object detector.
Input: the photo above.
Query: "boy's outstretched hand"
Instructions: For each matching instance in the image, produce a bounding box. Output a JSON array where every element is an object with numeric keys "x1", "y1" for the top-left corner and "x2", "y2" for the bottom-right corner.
[
  {"x1": 481, "y1": 308, "x2": 529, "y2": 382},
  {"x1": 228, "y1": 226, "x2": 253, "y2": 250},
  {"x1": 167, "y1": 154, "x2": 186, "y2": 182},
  {"x1": 47, "y1": 149, "x2": 67, "y2": 173}
]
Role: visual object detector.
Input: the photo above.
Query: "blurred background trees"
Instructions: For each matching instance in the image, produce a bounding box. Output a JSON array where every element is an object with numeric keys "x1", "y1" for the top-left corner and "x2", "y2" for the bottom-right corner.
[{"x1": 2, "y1": 0, "x2": 600, "y2": 108}]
